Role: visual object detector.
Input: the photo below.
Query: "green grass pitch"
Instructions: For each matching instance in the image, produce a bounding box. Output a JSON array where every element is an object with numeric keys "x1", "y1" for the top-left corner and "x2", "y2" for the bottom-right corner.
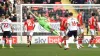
[{"x1": 0, "y1": 44, "x2": 100, "y2": 56}]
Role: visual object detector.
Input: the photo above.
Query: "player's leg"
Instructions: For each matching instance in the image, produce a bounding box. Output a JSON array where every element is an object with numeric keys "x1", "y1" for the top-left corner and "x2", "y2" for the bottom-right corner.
[
  {"x1": 27, "y1": 30, "x2": 33, "y2": 47},
  {"x1": 29, "y1": 30, "x2": 34, "y2": 46},
  {"x1": 78, "y1": 28, "x2": 84, "y2": 48},
  {"x1": 88, "y1": 29, "x2": 97, "y2": 48},
  {"x1": 92, "y1": 30, "x2": 97, "y2": 48},
  {"x1": 64, "y1": 31, "x2": 72, "y2": 50},
  {"x1": 27, "y1": 31, "x2": 31, "y2": 47},
  {"x1": 27, "y1": 31, "x2": 30, "y2": 47},
  {"x1": 73, "y1": 30, "x2": 80, "y2": 49},
  {"x1": 27, "y1": 35, "x2": 30, "y2": 47},
  {"x1": 8, "y1": 31, "x2": 13, "y2": 48},
  {"x1": 88, "y1": 29, "x2": 93, "y2": 48},
  {"x1": 2, "y1": 31, "x2": 6, "y2": 48},
  {"x1": 43, "y1": 24, "x2": 59, "y2": 35},
  {"x1": 58, "y1": 31, "x2": 66, "y2": 48}
]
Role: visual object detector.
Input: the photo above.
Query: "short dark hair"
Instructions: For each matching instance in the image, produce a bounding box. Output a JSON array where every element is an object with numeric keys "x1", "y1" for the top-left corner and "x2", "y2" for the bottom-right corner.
[
  {"x1": 69, "y1": 12, "x2": 73, "y2": 16},
  {"x1": 92, "y1": 13, "x2": 95, "y2": 16},
  {"x1": 27, "y1": 16, "x2": 30, "y2": 19},
  {"x1": 65, "y1": 13, "x2": 68, "y2": 17},
  {"x1": 6, "y1": 15, "x2": 10, "y2": 18}
]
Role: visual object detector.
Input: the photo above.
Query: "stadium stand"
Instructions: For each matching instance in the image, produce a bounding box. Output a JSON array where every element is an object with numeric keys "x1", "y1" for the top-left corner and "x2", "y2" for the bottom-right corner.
[
  {"x1": 20, "y1": 0, "x2": 61, "y2": 4},
  {"x1": 0, "y1": 0, "x2": 17, "y2": 22}
]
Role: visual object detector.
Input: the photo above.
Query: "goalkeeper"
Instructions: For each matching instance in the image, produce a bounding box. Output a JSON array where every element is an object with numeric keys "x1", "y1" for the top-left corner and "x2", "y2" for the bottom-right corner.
[{"x1": 29, "y1": 11, "x2": 59, "y2": 35}]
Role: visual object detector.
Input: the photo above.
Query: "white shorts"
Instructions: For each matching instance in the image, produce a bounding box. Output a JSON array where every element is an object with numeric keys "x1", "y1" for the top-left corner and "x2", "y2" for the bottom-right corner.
[
  {"x1": 77, "y1": 27, "x2": 84, "y2": 35},
  {"x1": 90, "y1": 29, "x2": 95, "y2": 35},
  {"x1": 27, "y1": 30, "x2": 34, "y2": 36}
]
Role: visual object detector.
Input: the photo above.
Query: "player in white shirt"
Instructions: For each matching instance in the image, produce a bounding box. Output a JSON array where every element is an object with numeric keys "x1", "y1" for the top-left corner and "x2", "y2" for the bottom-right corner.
[
  {"x1": 64, "y1": 12, "x2": 80, "y2": 50},
  {"x1": 1, "y1": 15, "x2": 14, "y2": 48}
]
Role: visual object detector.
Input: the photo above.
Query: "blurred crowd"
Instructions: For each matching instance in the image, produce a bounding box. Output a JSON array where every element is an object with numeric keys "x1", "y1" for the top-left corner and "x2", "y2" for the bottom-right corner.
[
  {"x1": 22, "y1": 6, "x2": 69, "y2": 22},
  {"x1": 0, "y1": 0, "x2": 17, "y2": 22},
  {"x1": 15, "y1": 0, "x2": 61, "y2": 4},
  {"x1": 69, "y1": 0, "x2": 100, "y2": 4}
]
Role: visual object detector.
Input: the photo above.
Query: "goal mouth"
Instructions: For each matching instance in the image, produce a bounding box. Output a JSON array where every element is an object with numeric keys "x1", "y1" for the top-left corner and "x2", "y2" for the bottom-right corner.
[{"x1": 19, "y1": 4, "x2": 100, "y2": 36}]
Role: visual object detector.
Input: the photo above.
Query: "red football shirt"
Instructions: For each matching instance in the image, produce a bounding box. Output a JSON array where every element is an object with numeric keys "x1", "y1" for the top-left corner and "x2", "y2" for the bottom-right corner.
[
  {"x1": 77, "y1": 14, "x2": 83, "y2": 27},
  {"x1": 24, "y1": 19, "x2": 35, "y2": 31},
  {"x1": 88, "y1": 16, "x2": 96, "y2": 29},
  {"x1": 60, "y1": 17, "x2": 67, "y2": 31}
]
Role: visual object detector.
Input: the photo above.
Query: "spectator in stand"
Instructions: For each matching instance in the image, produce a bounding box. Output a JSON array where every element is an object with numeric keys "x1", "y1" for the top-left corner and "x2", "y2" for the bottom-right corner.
[
  {"x1": 34, "y1": 0, "x2": 43, "y2": 4},
  {"x1": 56, "y1": 8, "x2": 62, "y2": 17},
  {"x1": 96, "y1": 0, "x2": 100, "y2": 4},
  {"x1": 14, "y1": 0, "x2": 21, "y2": 5},
  {"x1": 97, "y1": 9, "x2": 100, "y2": 21},
  {"x1": 5, "y1": 0, "x2": 13, "y2": 16},
  {"x1": 0, "y1": 14, "x2": 5, "y2": 22},
  {"x1": 10, "y1": 14, "x2": 17, "y2": 22},
  {"x1": 0, "y1": 0, "x2": 5, "y2": 16},
  {"x1": 49, "y1": 9, "x2": 56, "y2": 18},
  {"x1": 48, "y1": 16, "x2": 56, "y2": 22},
  {"x1": 23, "y1": 13, "x2": 27, "y2": 21},
  {"x1": 76, "y1": 0, "x2": 85, "y2": 4},
  {"x1": 21, "y1": 0, "x2": 61, "y2": 4},
  {"x1": 55, "y1": 14, "x2": 60, "y2": 22}
]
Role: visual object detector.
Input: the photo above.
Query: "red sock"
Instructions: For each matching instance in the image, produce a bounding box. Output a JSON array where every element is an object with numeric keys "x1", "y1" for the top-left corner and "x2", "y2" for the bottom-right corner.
[
  {"x1": 78, "y1": 37, "x2": 82, "y2": 44},
  {"x1": 93, "y1": 38, "x2": 96, "y2": 44},
  {"x1": 60, "y1": 38, "x2": 64, "y2": 43},
  {"x1": 64, "y1": 40, "x2": 66, "y2": 45},
  {"x1": 89, "y1": 39, "x2": 93, "y2": 44}
]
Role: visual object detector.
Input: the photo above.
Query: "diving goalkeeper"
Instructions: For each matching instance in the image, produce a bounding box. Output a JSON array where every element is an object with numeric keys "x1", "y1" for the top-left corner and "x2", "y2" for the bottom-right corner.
[{"x1": 29, "y1": 11, "x2": 59, "y2": 35}]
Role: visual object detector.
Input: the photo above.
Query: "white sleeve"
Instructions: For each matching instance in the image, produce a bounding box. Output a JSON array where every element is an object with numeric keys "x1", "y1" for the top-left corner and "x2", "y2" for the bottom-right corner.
[
  {"x1": 67, "y1": 19, "x2": 70, "y2": 24},
  {"x1": 9, "y1": 20, "x2": 12, "y2": 24}
]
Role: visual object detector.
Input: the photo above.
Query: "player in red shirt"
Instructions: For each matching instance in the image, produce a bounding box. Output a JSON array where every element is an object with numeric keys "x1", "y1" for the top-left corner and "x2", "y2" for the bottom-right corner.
[
  {"x1": 58, "y1": 14, "x2": 68, "y2": 48},
  {"x1": 88, "y1": 13, "x2": 98, "y2": 48},
  {"x1": 77, "y1": 10, "x2": 84, "y2": 48},
  {"x1": 24, "y1": 16, "x2": 35, "y2": 47}
]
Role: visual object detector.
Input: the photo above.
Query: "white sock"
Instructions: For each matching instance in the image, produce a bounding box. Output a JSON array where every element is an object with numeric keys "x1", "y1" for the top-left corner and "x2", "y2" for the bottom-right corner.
[
  {"x1": 65, "y1": 40, "x2": 69, "y2": 48},
  {"x1": 88, "y1": 44, "x2": 91, "y2": 46},
  {"x1": 2, "y1": 40, "x2": 5, "y2": 47},
  {"x1": 9, "y1": 40, "x2": 12, "y2": 47},
  {"x1": 93, "y1": 44, "x2": 96, "y2": 47},
  {"x1": 80, "y1": 44, "x2": 83, "y2": 46},
  {"x1": 75, "y1": 41, "x2": 80, "y2": 48}
]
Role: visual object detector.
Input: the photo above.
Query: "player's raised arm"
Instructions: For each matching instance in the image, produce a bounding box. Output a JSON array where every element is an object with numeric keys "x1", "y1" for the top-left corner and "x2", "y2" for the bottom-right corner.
[
  {"x1": 28, "y1": 11, "x2": 37, "y2": 18},
  {"x1": 29, "y1": 11, "x2": 41, "y2": 21}
]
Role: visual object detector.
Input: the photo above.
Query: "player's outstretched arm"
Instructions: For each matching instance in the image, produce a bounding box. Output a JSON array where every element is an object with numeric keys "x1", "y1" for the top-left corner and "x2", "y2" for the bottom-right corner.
[
  {"x1": 29, "y1": 10, "x2": 40, "y2": 21},
  {"x1": 28, "y1": 10, "x2": 37, "y2": 18}
]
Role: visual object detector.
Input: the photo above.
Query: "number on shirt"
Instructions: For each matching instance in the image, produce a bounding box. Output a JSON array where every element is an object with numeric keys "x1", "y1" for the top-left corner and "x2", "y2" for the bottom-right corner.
[
  {"x1": 4, "y1": 23, "x2": 8, "y2": 28},
  {"x1": 72, "y1": 21, "x2": 77, "y2": 26},
  {"x1": 27, "y1": 20, "x2": 32, "y2": 26}
]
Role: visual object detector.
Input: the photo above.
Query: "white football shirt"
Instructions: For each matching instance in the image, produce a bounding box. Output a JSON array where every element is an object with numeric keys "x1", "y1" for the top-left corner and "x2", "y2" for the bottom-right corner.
[
  {"x1": 67, "y1": 17, "x2": 78, "y2": 31},
  {"x1": 1, "y1": 19, "x2": 12, "y2": 31}
]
